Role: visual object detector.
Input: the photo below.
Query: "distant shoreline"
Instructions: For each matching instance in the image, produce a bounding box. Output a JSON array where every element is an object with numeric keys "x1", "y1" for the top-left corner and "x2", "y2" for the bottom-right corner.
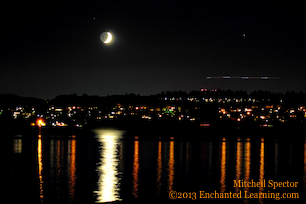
[{"x1": 5, "y1": 120, "x2": 305, "y2": 139}]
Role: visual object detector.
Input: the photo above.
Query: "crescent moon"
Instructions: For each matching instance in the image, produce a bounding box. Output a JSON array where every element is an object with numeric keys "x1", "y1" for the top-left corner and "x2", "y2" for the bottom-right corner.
[{"x1": 101, "y1": 32, "x2": 112, "y2": 44}]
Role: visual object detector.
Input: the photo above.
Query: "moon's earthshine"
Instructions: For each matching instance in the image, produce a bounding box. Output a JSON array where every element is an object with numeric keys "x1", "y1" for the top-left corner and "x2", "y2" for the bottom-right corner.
[{"x1": 100, "y1": 32, "x2": 112, "y2": 44}]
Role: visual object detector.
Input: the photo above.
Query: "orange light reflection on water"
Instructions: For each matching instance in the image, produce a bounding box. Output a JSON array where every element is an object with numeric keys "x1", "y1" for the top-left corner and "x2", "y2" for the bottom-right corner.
[
  {"x1": 132, "y1": 136, "x2": 140, "y2": 198},
  {"x1": 168, "y1": 137, "x2": 175, "y2": 192},
  {"x1": 220, "y1": 137, "x2": 226, "y2": 193},
  {"x1": 244, "y1": 139, "x2": 251, "y2": 194},
  {"x1": 38, "y1": 135, "x2": 44, "y2": 200},
  {"x1": 13, "y1": 138, "x2": 22, "y2": 153},
  {"x1": 156, "y1": 140, "x2": 162, "y2": 195},
  {"x1": 235, "y1": 138, "x2": 242, "y2": 193},
  {"x1": 259, "y1": 137, "x2": 265, "y2": 204},
  {"x1": 68, "y1": 136, "x2": 77, "y2": 202}
]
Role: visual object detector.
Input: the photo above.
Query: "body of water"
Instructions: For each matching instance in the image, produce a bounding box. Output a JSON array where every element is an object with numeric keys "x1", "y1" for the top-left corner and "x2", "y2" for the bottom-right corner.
[{"x1": 6, "y1": 128, "x2": 306, "y2": 203}]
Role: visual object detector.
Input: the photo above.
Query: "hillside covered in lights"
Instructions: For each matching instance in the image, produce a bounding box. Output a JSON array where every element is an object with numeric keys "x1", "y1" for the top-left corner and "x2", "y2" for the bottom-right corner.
[{"x1": 1, "y1": 89, "x2": 306, "y2": 134}]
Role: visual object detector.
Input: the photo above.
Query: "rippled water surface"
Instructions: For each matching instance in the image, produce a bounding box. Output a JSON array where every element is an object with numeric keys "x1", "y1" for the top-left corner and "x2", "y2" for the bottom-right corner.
[{"x1": 6, "y1": 129, "x2": 306, "y2": 203}]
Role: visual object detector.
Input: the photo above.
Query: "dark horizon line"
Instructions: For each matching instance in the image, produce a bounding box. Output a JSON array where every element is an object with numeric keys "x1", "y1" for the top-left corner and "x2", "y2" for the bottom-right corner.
[{"x1": 0, "y1": 88, "x2": 305, "y2": 101}]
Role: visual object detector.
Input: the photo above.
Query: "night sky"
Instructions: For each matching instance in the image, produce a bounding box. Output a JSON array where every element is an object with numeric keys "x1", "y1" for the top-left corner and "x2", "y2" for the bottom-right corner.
[{"x1": 1, "y1": 1, "x2": 305, "y2": 99}]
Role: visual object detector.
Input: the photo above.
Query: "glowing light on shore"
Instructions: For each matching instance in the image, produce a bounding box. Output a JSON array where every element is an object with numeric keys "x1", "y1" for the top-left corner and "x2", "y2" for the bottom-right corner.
[{"x1": 36, "y1": 118, "x2": 46, "y2": 127}]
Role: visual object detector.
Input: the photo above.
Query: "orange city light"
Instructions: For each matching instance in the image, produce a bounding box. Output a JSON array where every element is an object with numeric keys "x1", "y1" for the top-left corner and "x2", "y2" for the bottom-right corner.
[{"x1": 36, "y1": 118, "x2": 46, "y2": 127}]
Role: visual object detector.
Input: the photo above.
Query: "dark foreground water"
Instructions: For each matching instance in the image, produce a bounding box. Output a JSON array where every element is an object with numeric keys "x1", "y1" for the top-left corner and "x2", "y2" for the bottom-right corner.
[{"x1": 5, "y1": 128, "x2": 306, "y2": 203}]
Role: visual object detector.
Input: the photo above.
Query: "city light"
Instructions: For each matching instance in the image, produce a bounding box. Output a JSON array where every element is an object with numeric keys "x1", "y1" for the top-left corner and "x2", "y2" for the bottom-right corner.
[{"x1": 36, "y1": 118, "x2": 46, "y2": 127}]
